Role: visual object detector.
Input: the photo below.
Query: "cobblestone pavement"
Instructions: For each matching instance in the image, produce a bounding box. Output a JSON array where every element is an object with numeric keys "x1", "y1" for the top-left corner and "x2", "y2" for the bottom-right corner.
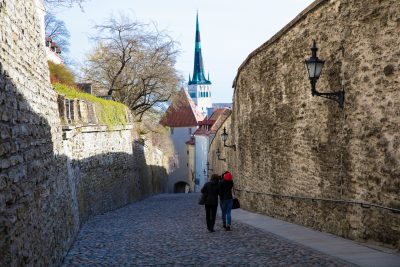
[{"x1": 62, "y1": 194, "x2": 356, "y2": 266}]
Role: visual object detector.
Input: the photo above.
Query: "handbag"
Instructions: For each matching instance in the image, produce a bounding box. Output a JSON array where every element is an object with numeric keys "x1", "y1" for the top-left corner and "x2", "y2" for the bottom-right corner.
[
  {"x1": 198, "y1": 193, "x2": 206, "y2": 205},
  {"x1": 232, "y1": 198, "x2": 240, "y2": 209}
]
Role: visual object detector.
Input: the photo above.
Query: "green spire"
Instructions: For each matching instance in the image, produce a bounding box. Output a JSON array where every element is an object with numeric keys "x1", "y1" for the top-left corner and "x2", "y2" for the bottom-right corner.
[{"x1": 189, "y1": 12, "x2": 211, "y2": 85}]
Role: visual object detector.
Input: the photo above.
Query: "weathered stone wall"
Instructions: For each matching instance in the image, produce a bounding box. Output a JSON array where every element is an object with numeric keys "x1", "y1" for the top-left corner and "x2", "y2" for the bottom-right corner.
[
  {"x1": 231, "y1": 0, "x2": 400, "y2": 249},
  {"x1": 209, "y1": 115, "x2": 231, "y2": 177},
  {"x1": 0, "y1": 1, "x2": 169, "y2": 265},
  {"x1": 0, "y1": 0, "x2": 75, "y2": 265}
]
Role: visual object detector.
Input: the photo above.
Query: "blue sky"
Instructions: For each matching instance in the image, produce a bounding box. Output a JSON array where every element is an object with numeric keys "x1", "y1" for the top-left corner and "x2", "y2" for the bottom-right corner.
[{"x1": 58, "y1": 0, "x2": 315, "y2": 103}]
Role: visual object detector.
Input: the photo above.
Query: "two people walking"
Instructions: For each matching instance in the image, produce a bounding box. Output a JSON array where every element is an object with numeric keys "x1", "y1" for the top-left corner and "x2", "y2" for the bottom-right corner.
[{"x1": 201, "y1": 171, "x2": 235, "y2": 233}]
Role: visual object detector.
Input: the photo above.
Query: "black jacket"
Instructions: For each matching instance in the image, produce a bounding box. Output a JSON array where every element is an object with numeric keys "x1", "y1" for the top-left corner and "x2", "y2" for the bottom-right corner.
[
  {"x1": 201, "y1": 180, "x2": 219, "y2": 205},
  {"x1": 219, "y1": 180, "x2": 234, "y2": 200}
]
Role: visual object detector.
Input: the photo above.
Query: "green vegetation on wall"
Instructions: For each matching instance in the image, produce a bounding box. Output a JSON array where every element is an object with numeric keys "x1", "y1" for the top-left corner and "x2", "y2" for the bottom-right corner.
[
  {"x1": 48, "y1": 61, "x2": 76, "y2": 86},
  {"x1": 54, "y1": 83, "x2": 128, "y2": 127}
]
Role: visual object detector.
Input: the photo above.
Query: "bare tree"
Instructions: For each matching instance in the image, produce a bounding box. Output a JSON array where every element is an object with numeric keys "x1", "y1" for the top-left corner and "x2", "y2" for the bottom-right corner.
[
  {"x1": 83, "y1": 15, "x2": 181, "y2": 121},
  {"x1": 44, "y1": 0, "x2": 86, "y2": 9},
  {"x1": 45, "y1": 13, "x2": 70, "y2": 53}
]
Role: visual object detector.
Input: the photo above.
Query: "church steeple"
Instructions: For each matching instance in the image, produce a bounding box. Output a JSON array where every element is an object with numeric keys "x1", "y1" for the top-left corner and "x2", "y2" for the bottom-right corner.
[{"x1": 189, "y1": 12, "x2": 211, "y2": 85}]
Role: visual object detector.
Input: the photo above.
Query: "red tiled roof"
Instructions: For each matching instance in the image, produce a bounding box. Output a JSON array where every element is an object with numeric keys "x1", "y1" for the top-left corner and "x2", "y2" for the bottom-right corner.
[
  {"x1": 210, "y1": 108, "x2": 232, "y2": 133},
  {"x1": 193, "y1": 108, "x2": 232, "y2": 136},
  {"x1": 159, "y1": 89, "x2": 204, "y2": 127}
]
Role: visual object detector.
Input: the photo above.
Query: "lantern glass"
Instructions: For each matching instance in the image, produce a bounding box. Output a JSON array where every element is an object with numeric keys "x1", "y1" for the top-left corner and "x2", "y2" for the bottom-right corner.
[
  {"x1": 305, "y1": 59, "x2": 324, "y2": 79},
  {"x1": 221, "y1": 132, "x2": 228, "y2": 142}
]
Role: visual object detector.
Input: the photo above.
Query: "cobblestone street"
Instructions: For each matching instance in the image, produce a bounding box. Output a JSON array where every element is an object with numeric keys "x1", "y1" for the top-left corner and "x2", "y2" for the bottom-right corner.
[{"x1": 62, "y1": 194, "x2": 354, "y2": 266}]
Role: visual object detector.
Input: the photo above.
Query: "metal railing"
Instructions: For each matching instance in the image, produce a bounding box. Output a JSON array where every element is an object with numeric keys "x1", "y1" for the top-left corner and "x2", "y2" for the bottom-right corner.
[{"x1": 235, "y1": 188, "x2": 400, "y2": 214}]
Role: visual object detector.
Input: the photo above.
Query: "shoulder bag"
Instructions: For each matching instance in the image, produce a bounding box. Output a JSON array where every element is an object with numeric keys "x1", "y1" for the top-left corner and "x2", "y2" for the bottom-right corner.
[
  {"x1": 198, "y1": 193, "x2": 206, "y2": 205},
  {"x1": 232, "y1": 198, "x2": 240, "y2": 209}
]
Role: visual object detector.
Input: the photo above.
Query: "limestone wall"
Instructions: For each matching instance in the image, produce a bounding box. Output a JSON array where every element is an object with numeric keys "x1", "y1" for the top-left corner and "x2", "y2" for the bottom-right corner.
[
  {"x1": 0, "y1": 1, "x2": 169, "y2": 265},
  {"x1": 231, "y1": 0, "x2": 400, "y2": 249},
  {"x1": 0, "y1": 0, "x2": 74, "y2": 265},
  {"x1": 208, "y1": 115, "x2": 231, "y2": 177}
]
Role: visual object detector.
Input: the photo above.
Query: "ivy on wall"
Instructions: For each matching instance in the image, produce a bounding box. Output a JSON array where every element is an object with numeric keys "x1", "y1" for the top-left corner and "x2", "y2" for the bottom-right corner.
[{"x1": 53, "y1": 83, "x2": 128, "y2": 127}]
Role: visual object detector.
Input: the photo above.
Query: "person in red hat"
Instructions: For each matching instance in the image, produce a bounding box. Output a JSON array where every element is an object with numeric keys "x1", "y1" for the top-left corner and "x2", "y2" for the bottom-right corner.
[{"x1": 218, "y1": 171, "x2": 234, "y2": 231}]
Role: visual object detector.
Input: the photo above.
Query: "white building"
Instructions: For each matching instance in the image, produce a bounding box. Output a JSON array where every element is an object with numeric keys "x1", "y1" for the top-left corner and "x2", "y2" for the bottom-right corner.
[
  {"x1": 45, "y1": 36, "x2": 63, "y2": 64},
  {"x1": 160, "y1": 89, "x2": 204, "y2": 192}
]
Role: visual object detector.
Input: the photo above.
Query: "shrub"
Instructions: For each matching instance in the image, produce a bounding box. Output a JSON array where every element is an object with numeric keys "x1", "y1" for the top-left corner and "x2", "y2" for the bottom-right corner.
[{"x1": 48, "y1": 61, "x2": 75, "y2": 86}]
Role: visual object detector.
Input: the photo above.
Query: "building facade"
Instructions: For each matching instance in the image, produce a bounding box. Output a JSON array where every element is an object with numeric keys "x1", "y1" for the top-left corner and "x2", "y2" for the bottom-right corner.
[{"x1": 159, "y1": 89, "x2": 204, "y2": 192}]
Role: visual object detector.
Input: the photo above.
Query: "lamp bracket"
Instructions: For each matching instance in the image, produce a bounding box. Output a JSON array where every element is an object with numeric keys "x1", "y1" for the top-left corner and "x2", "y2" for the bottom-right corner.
[
  {"x1": 311, "y1": 81, "x2": 345, "y2": 109},
  {"x1": 217, "y1": 155, "x2": 226, "y2": 162},
  {"x1": 223, "y1": 143, "x2": 236, "y2": 151}
]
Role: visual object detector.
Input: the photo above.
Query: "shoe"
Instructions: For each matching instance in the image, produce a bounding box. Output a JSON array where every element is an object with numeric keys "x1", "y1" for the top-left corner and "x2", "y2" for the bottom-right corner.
[
  {"x1": 208, "y1": 229, "x2": 215, "y2": 233},
  {"x1": 225, "y1": 225, "x2": 231, "y2": 231},
  {"x1": 223, "y1": 223, "x2": 226, "y2": 229}
]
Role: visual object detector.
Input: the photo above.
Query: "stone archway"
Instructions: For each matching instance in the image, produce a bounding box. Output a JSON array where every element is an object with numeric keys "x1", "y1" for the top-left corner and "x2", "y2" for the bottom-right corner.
[{"x1": 174, "y1": 181, "x2": 190, "y2": 193}]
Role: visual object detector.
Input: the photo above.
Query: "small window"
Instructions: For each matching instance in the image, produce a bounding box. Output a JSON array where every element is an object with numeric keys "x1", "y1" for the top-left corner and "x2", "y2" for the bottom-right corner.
[
  {"x1": 170, "y1": 128, "x2": 174, "y2": 135},
  {"x1": 189, "y1": 128, "x2": 192, "y2": 135},
  {"x1": 187, "y1": 150, "x2": 189, "y2": 155}
]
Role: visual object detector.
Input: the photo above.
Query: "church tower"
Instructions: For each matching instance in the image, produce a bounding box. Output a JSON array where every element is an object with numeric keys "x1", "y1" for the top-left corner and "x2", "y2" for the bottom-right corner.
[{"x1": 188, "y1": 13, "x2": 212, "y2": 117}]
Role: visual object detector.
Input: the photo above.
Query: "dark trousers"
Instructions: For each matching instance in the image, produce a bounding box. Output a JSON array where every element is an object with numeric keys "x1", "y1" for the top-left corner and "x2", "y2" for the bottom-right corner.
[{"x1": 205, "y1": 204, "x2": 218, "y2": 231}]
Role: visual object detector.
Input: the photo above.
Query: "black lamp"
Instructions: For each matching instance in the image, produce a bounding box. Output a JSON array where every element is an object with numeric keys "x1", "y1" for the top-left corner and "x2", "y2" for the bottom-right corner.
[
  {"x1": 216, "y1": 148, "x2": 226, "y2": 162},
  {"x1": 305, "y1": 40, "x2": 345, "y2": 109},
  {"x1": 221, "y1": 127, "x2": 236, "y2": 151}
]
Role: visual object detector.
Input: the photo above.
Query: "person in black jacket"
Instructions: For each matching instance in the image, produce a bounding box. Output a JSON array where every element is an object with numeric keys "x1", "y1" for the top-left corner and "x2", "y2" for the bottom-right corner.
[
  {"x1": 201, "y1": 174, "x2": 220, "y2": 232},
  {"x1": 219, "y1": 171, "x2": 234, "y2": 231}
]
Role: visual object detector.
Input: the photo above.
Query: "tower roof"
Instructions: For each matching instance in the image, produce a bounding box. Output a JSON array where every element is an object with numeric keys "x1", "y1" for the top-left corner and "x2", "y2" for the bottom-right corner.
[{"x1": 189, "y1": 13, "x2": 211, "y2": 85}]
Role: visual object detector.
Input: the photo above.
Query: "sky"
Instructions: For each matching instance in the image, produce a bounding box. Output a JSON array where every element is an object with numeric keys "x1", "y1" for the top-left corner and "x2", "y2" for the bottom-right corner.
[{"x1": 57, "y1": 0, "x2": 315, "y2": 103}]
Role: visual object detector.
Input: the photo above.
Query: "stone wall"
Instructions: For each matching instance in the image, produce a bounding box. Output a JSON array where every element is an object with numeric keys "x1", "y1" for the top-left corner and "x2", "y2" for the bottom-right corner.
[
  {"x1": 231, "y1": 0, "x2": 400, "y2": 249},
  {"x1": 0, "y1": 0, "x2": 75, "y2": 265},
  {"x1": 208, "y1": 115, "x2": 231, "y2": 177},
  {"x1": 0, "y1": 1, "x2": 169, "y2": 265}
]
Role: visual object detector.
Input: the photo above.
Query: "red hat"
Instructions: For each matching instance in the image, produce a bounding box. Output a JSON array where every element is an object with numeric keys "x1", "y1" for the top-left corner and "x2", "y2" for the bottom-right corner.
[{"x1": 223, "y1": 171, "x2": 232, "y2": 181}]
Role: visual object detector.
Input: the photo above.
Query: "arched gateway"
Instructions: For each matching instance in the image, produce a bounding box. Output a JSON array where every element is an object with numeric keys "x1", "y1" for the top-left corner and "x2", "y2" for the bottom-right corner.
[{"x1": 174, "y1": 181, "x2": 190, "y2": 193}]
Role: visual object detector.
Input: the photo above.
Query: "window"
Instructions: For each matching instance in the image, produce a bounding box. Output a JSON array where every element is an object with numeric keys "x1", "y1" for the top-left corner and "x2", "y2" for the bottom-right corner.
[
  {"x1": 189, "y1": 128, "x2": 192, "y2": 135},
  {"x1": 170, "y1": 128, "x2": 174, "y2": 135}
]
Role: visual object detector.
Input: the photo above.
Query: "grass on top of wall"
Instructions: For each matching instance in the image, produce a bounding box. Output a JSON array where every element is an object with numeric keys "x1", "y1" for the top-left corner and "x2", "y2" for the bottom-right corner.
[{"x1": 54, "y1": 83, "x2": 128, "y2": 127}]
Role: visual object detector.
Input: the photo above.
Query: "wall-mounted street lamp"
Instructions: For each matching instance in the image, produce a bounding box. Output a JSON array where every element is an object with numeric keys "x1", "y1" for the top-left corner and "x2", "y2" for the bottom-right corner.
[
  {"x1": 216, "y1": 148, "x2": 226, "y2": 162},
  {"x1": 207, "y1": 161, "x2": 213, "y2": 171},
  {"x1": 305, "y1": 40, "x2": 345, "y2": 109},
  {"x1": 221, "y1": 127, "x2": 236, "y2": 151}
]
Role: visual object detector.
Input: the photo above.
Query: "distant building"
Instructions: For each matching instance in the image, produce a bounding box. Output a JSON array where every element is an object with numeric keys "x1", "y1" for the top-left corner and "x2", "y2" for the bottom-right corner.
[
  {"x1": 193, "y1": 108, "x2": 231, "y2": 191},
  {"x1": 45, "y1": 36, "x2": 63, "y2": 64},
  {"x1": 76, "y1": 83, "x2": 93, "y2": 94},
  {"x1": 161, "y1": 13, "x2": 233, "y2": 193},
  {"x1": 159, "y1": 89, "x2": 204, "y2": 192},
  {"x1": 212, "y1": 103, "x2": 232, "y2": 109},
  {"x1": 187, "y1": 13, "x2": 212, "y2": 117}
]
